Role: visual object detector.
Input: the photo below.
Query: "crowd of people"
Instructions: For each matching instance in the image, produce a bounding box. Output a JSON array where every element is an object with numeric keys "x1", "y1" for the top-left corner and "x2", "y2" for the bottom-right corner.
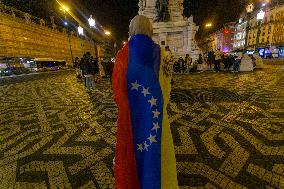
[
  {"x1": 73, "y1": 52, "x2": 115, "y2": 90},
  {"x1": 73, "y1": 49, "x2": 262, "y2": 91},
  {"x1": 172, "y1": 49, "x2": 262, "y2": 74},
  {"x1": 73, "y1": 52, "x2": 101, "y2": 90}
]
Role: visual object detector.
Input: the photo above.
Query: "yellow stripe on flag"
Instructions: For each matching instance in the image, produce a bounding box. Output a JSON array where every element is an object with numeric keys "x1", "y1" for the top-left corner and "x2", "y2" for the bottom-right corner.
[{"x1": 159, "y1": 49, "x2": 179, "y2": 189}]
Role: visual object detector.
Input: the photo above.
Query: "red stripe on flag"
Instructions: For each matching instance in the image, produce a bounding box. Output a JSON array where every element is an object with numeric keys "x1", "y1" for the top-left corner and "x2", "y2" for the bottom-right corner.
[{"x1": 112, "y1": 43, "x2": 141, "y2": 189}]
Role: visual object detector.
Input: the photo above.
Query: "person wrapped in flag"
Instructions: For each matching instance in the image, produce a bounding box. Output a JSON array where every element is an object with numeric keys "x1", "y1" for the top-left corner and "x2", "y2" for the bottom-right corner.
[{"x1": 112, "y1": 15, "x2": 179, "y2": 189}]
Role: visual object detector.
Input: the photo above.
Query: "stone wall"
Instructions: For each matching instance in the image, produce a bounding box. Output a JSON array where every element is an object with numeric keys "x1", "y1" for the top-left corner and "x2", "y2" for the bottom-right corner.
[
  {"x1": 0, "y1": 10, "x2": 97, "y2": 65},
  {"x1": 272, "y1": 10, "x2": 284, "y2": 45}
]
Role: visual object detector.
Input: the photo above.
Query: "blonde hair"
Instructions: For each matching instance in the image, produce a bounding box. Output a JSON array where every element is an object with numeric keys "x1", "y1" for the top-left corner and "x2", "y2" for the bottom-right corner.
[{"x1": 129, "y1": 15, "x2": 153, "y2": 38}]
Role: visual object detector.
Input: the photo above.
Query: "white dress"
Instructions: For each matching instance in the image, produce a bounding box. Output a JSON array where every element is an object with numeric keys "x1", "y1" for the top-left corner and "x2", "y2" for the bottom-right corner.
[{"x1": 240, "y1": 54, "x2": 254, "y2": 71}]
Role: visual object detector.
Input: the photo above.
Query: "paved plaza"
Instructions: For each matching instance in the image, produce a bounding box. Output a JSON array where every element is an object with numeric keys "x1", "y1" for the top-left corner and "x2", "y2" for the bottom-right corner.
[{"x1": 0, "y1": 65, "x2": 283, "y2": 189}]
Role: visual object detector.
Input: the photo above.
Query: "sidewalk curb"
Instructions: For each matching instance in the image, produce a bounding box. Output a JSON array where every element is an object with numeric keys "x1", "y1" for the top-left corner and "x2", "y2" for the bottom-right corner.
[{"x1": 0, "y1": 69, "x2": 74, "y2": 86}]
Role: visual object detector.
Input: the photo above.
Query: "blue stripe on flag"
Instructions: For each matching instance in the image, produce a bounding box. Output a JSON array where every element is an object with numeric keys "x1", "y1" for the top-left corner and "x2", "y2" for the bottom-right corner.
[{"x1": 127, "y1": 34, "x2": 163, "y2": 189}]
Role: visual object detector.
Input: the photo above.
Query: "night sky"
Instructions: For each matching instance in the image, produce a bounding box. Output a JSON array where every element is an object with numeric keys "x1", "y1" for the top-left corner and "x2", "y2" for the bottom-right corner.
[{"x1": 1, "y1": 0, "x2": 257, "y2": 42}]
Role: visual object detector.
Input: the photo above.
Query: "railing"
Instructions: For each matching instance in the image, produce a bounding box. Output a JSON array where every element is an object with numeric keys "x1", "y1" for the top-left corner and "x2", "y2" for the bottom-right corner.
[{"x1": 0, "y1": 3, "x2": 72, "y2": 35}]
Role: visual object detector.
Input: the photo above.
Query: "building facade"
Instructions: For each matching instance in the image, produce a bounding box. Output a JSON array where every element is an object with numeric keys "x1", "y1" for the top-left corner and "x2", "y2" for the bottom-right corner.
[
  {"x1": 216, "y1": 23, "x2": 235, "y2": 53},
  {"x1": 233, "y1": 18, "x2": 247, "y2": 50},
  {"x1": 233, "y1": 3, "x2": 284, "y2": 58},
  {"x1": 205, "y1": 23, "x2": 235, "y2": 53}
]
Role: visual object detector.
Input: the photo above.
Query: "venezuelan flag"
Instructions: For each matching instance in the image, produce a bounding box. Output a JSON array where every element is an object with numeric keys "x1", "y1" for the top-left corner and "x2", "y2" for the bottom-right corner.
[{"x1": 112, "y1": 34, "x2": 178, "y2": 189}]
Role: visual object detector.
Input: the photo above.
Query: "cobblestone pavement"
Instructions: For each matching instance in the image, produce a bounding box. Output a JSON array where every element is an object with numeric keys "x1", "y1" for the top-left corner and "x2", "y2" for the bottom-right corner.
[{"x1": 0, "y1": 66, "x2": 283, "y2": 189}]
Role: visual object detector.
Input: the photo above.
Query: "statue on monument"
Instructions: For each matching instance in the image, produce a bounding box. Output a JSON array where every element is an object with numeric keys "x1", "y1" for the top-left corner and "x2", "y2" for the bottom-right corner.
[
  {"x1": 137, "y1": 0, "x2": 202, "y2": 60},
  {"x1": 154, "y1": 0, "x2": 170, "y2": 22},
  {"x1": 138, "y1": 0, "x2": 146, "y2": 12}
]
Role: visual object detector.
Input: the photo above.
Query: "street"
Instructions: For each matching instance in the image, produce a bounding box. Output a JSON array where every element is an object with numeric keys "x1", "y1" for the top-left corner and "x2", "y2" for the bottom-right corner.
[{"x1": 0, "y1": 65, "x2": 284, "y2": 188}]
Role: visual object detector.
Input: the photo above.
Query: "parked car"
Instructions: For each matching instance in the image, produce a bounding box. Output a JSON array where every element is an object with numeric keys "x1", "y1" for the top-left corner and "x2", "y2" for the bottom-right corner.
[
  {"x1": 0, "y1": 63, "x2": 12, "y2": 76},
  {"x1": 33, "y1": 58, "x2": 67, "y2": 72}
]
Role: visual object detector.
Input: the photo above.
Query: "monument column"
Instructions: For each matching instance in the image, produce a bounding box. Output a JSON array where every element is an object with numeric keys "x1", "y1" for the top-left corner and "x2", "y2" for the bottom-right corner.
[
  {"x1": 187, "y1": 25, "x2": 192, "y2": 53},
  {"x1": 183, "y1": 30, "x2": 188, "y2": 52}
]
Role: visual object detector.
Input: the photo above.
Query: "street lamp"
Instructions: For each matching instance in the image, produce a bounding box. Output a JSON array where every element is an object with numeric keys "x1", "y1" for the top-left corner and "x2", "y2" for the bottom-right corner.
[
  {"x1": 78, "y1": 26, "x2": 84, "y2": 35},
  {"x1": 78, "y1": 26, "x2": 85, "y2": 54},
  {"x1": 255, "y1": 10, "x2": 265, "y2": 51},
  {"x1": 88, "y1": 15, "x2": 96, "y2": 27},
  {"x1": 257, "y1": 10, "x2": 265, "y2": 20},
  {"x1": 105, "y1": 30, "x2": 111, "y2": 36},
  {"x1": 60, "y1": 5, "x2": 69, "y2": 13},
  {"x1": 59, "y1": 4, "x2": 74, "y2": 66},
  {"x1": 60, "y1": 5, "x2": 70, "y2": 26},
  {"x1": 205, "y1": 23, "x2": 212, "y2": 28},
  {"x1": 262, "y1": 0, "x2": 270, "y2": 7}
]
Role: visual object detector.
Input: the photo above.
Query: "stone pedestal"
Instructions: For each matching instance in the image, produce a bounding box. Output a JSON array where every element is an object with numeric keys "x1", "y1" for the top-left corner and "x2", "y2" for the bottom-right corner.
[{"x1": 138, "y1": 0, "x2": 201, "y2": 60}]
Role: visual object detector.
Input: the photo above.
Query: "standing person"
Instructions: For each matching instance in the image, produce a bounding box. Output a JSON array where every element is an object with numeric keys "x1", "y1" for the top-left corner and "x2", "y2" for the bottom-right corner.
[
  {"x1": 88, "y1": 56, "x2": 96, "y2": 88},
  {"x1": 197, "y1": 54, "x2": 203, "y2": 64},
  {"x1": 178, "y1": 57, "x2": 185, "y2": 73},
  {"x1": 173, "y1": 60, "x2": 180, "y2": 73},
  {"x1": 112, "y1": 15, "x2": 178, "y2": 189},
  {"x1": 108, "y1": 59, "x2": 115, "y2": 83},
  {"x1": 223, "y1": 54, "x2": 229, "y2": 71},
  {"x1": 93, "y1": 58, "x2": 101, "y2": 83},
  {"x1": 165, "y1": 46, "x2": 172, "y2": 56},
  {"x1": 185, "y1": 54, "x2": 192, "y2": 73},
  {"x1": 207, "y1": 51, "x2": 214, "y2": 70},
  {"x1": 81, "y1": 54, "x2": 88, "y2": 85},
  {"x1": 197, "y1": 54, "x2": 204, "y2": 72},
  {"x1": 214, "y1": 49, "x2": 222, "y2": 72},
  {"x1": 232, "y1": 52, "x2": 242, "y2": 72},
  {"x1": 83, "y1": 52, "x2": 95, "y2": 90},
  {"x1": 100, "y1": 59, "x2": 106, "y2": 78},
  {"x1": 75, "y1": 57, "x2": 83, "y2": 81},
  {"x1": 228, "y1": 54, "x2": 235, "y2": 70},
  {"x1": 78, "y1": 55, "x2": 86, "y2": 81}
]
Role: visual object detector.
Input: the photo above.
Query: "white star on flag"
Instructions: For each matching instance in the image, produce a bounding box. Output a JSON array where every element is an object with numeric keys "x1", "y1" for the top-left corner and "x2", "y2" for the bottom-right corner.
[
  {"x1": 147, "y1": 134, "x2": 157, "y2": 144},
  {"x1": 151, "y1": 122, "x2": 160, "y2": 133},
  {"x1": 144, "y1": 141, "x2": 149, "y2": 151},
  {"x1": 137, "y1": 144, "x2": 143, "y2": 152},
  {"x1": 141, "y1": 87, "x2": 151, "y2": 97},
  {"x1": 131, "y1": 81, "x2": 141, "y2": 91},
  {"x1": 152, "y1": 109, "x2": 160, "y2": 119},
  {"x1": 148, "y1": 96, "x2": 157, "y2": 107}
]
